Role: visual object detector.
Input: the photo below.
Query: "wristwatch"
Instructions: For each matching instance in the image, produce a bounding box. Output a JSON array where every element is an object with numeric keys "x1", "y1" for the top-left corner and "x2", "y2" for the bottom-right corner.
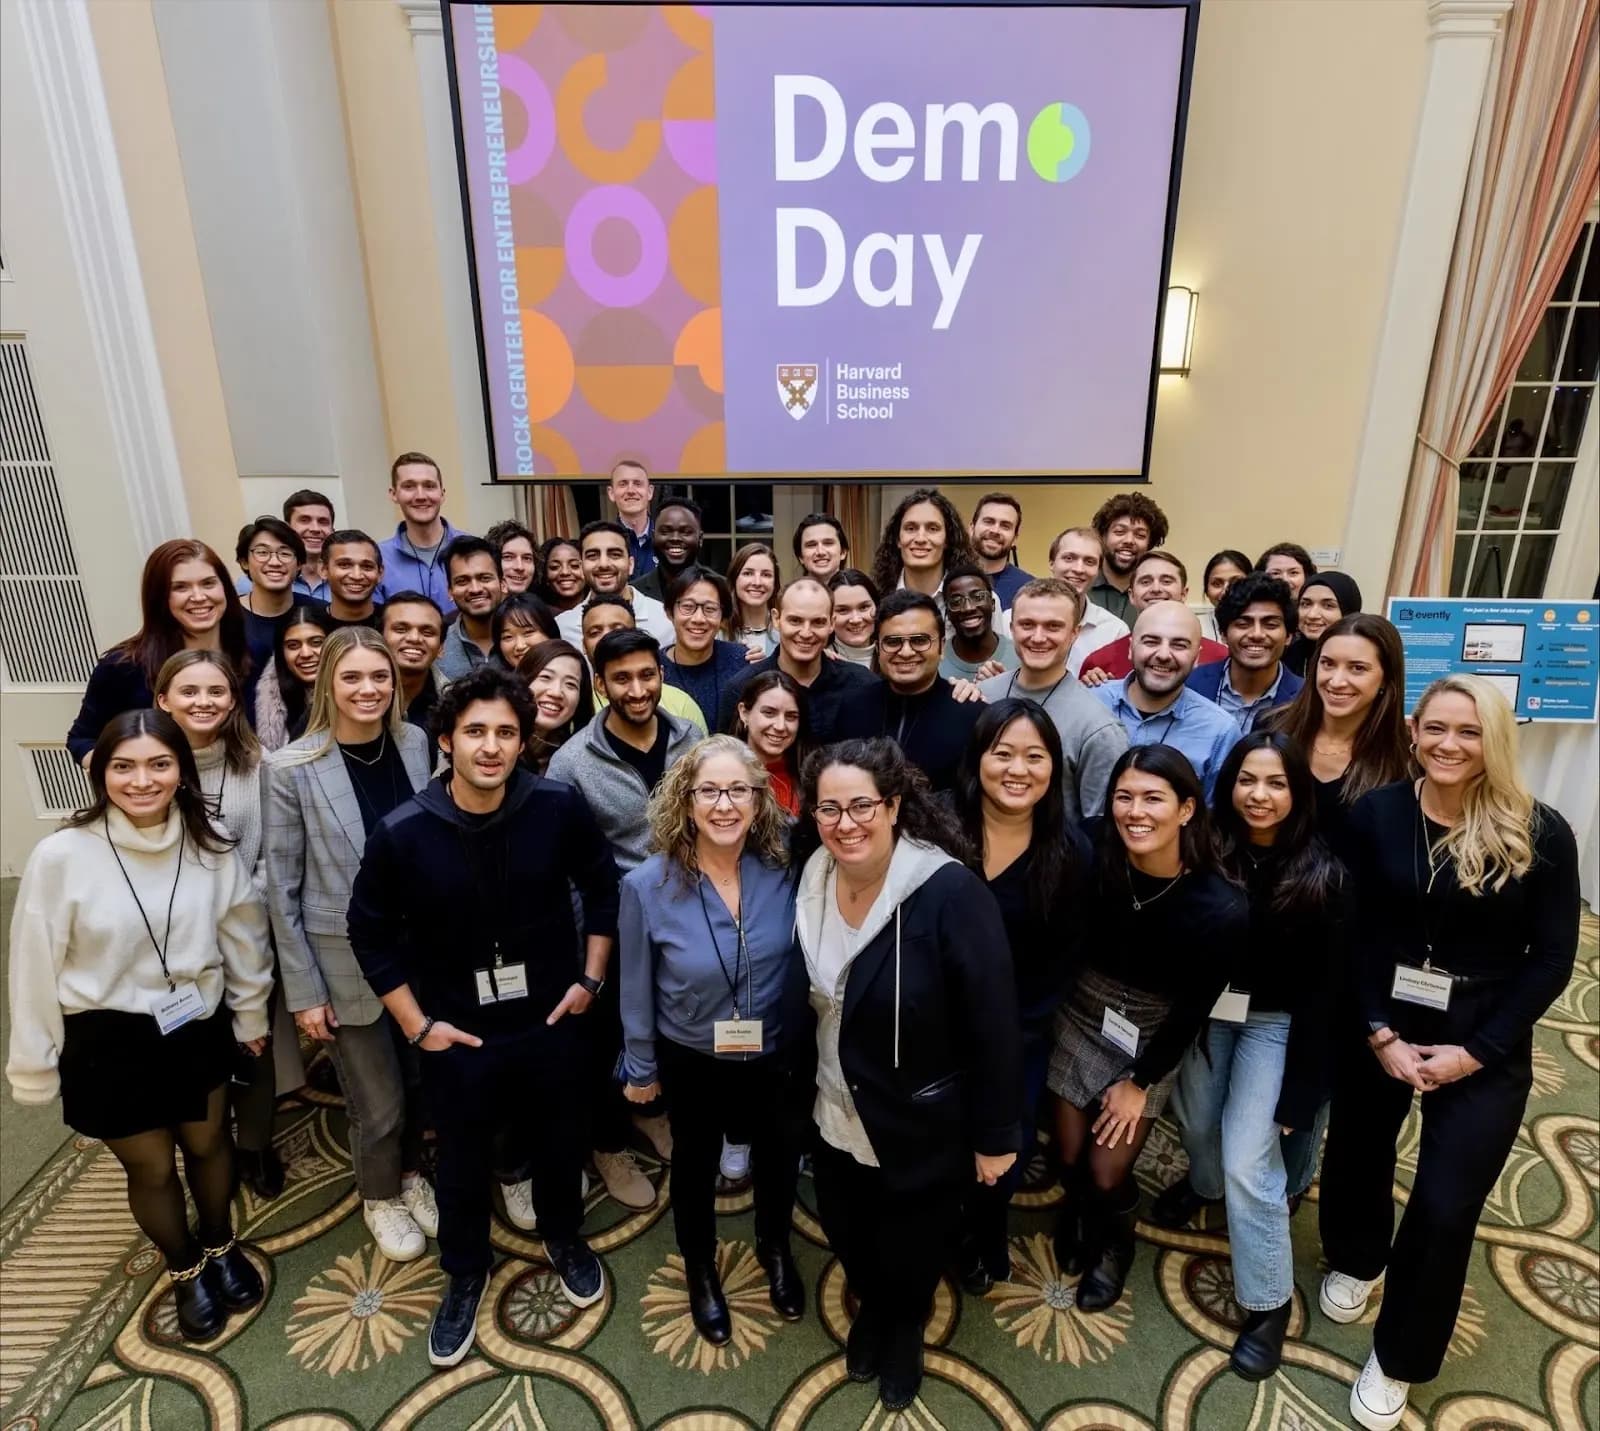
[{"x1": 577, "y1": 974, "x2": 605, "y2": 997}]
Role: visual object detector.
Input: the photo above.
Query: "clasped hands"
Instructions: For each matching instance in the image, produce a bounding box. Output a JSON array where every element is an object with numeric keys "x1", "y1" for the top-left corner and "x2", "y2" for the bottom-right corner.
[{"x1": 1369, "y1": 1029, "x2": 1482, "y2": 1091}]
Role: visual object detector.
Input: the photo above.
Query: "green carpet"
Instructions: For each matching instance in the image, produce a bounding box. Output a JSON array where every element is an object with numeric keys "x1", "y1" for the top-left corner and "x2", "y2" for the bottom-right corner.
[{"x1": 1, "y1": 908, "x2": 1595, "y2": 1430}]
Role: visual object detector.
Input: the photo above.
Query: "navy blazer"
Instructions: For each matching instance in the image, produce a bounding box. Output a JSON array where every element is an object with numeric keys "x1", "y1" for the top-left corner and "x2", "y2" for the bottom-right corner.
[{"x1": 1186, "y1": 659, "x2": 1303, "y2": 731}]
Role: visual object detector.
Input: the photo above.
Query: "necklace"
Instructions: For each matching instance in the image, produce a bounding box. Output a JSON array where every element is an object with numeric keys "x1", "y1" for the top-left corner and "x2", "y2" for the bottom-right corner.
[
  {"x1": 340, "y1": 730, "x2": 388, "y2": 766},
  {"x1": 1127, "y1": 862, "x2": 1186, "y2": 910}
]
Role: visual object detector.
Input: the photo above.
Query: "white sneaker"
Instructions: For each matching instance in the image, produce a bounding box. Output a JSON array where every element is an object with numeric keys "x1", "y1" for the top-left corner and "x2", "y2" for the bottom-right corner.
[
  {"x1": 364, "y1": 1197, "x2": 425, "y2": 1261},
  {"x1": 401, "y1": 1176, "x2": 439, "y2": 1238},
  {"x1": 719, "y1": 1139, "x2": 752, "y2": 1181},
  {"x1": 1319, "y1": 1268, "x2": 1383, "y2": 1324},
  {"x1": 501, "y1": 1179, "x2": 537, "y2": 1232},
  {"x1": 1350, "y1": 1350, "x2": 1409, "y2": 1430}
]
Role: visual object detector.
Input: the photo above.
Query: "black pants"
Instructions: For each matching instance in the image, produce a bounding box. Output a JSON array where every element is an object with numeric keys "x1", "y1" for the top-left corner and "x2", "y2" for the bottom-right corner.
[
  {"x1": 423, "y1": 1020, "x2": 587, "y2": 1278},
  {"x1": 657, "y1": 1038, "x2": 798, "y2": 1262},
  {"x1": 813, "y1": 1142, "x2": 962, "y2": 1349},
  {"x1": 962, "y1": 1029, "x2": 1050, "y2": 1264},
  {"x1": 1319, "y1": 987, "x2": 1532, "y2": 1384},
  {"x1": 585, "y1": 980, "x2": 638, "y2": 1152}
]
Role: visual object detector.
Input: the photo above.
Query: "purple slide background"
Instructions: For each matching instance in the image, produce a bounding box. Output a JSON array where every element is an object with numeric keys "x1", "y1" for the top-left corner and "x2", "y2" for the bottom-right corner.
[{"x1": 714, "y1": 5, "x2": 1185, "y2": 475}]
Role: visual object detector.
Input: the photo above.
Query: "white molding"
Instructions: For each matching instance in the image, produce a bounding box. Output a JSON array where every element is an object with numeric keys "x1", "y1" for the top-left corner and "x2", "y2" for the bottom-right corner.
[
  {"x1": 15, "y1": 0, "x2": 191, "y2": 550},
  {"x1": 1338, "y1": 0, "x2": 1510, "y2": 601},
  {"x1": 397, "y1": 0, "x2": 443, "y2": 39}
]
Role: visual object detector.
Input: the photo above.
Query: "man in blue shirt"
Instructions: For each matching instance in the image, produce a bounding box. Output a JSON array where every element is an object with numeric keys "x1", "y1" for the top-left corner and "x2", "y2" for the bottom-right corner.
[
  {"x1": 378, "y1": 452, "x2": 473, "y2": 614},
  {"x1": 1093, "y1": 601, "x2": 1240, "y2": 799},
  {"x1": 1187, "y1": 572, "x2": 1303, "y2": 732},
  {"x1": 968, "y1": 492, "x2": 1033, "y2": 610},
  {"x1": 607, "y1": 459, "x2": 656, "y2": 579}
]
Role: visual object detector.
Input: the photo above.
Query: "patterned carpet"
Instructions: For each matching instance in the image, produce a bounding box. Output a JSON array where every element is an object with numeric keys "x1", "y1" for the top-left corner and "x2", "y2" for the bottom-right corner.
[{"x1": 1, "y1": 909, "x2": 1595, "y2": 1431}]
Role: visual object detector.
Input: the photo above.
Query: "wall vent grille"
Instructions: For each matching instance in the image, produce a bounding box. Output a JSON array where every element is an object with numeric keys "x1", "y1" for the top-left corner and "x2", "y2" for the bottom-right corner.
[{"x1": 23, "y1": 744, "x2": 89, "y2": 818}]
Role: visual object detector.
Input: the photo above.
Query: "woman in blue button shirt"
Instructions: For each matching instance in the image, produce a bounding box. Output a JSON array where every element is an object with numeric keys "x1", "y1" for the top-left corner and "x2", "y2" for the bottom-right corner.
[{"x1": 619, "y1": 735, "x2": 803, "y2": 1346}]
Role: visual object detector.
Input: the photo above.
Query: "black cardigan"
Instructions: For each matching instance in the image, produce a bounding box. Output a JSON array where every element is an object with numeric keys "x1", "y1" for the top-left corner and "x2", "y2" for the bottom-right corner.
[
  {"x1": 791, "y1": 862, "x2": 1022, "y2": 1193},
  {"x1": 67, "y1": 651, "x2": 152, "y2": 762}
]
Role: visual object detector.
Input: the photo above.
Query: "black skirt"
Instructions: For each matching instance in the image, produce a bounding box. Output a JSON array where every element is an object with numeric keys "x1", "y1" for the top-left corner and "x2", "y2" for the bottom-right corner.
[{"x1": 59, "y1": 1004, "x2": 236, "y2": 1140}]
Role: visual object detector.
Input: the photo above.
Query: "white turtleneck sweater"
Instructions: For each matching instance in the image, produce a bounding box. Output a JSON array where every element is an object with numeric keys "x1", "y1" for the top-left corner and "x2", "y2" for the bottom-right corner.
[
  {"x1": 6, "y1": 806, "x2": 272, "y2": 1104},
  {"x1": 191, "y1": 741, "x2": 265, "y2": 897}
]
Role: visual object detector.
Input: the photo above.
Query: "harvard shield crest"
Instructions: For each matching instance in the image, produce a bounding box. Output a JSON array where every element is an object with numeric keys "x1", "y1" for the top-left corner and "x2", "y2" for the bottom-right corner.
[{"x1": 776, "y1": 364, "x2": 819, "y2": 421}]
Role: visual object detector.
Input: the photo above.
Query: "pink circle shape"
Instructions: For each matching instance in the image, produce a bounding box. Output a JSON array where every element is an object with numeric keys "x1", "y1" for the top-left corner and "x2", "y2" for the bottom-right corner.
[
  {"x1": 497, "y1": 54, "x2": 555, "y2": 185},
  {"x1": 565, "y1": 186, "x2": 668, "y2": 307}
]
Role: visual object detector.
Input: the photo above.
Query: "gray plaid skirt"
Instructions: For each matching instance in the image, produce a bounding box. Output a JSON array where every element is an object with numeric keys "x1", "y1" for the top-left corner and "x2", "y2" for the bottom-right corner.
[{"x1": 1047, "y1": 966, "x2": 1179, "y2": 1115}]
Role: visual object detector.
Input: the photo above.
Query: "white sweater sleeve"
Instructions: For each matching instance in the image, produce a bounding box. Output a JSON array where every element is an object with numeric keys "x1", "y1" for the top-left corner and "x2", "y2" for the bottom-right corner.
[
  {"x1": 216, "y1": 849, "x2": 273, "y2": 1043},
  {"x1": 6, "y1": 847, "x2": 70, "y2": 1104}
]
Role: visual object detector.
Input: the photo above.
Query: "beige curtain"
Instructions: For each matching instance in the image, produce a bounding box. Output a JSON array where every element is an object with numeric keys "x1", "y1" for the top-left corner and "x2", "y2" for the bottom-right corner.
[
  {"x1": 531, "y1": 484, "x2": 580, "y2": 543},
  {"x1": 1390, "y1": 0, "x2": 1598, "y2": 597}
]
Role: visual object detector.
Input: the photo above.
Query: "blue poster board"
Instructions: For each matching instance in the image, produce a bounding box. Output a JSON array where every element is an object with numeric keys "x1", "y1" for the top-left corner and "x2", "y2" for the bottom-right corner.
[{"x1": 1386, "y1": 597, "x2": 1599, "y2": 723}]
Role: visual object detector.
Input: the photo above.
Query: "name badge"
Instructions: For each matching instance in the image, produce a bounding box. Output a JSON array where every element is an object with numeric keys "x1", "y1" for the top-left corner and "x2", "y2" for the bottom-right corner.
[
  {"x1": 475, "y1": 963, "x2": 529, "y2": 1005},
  {"x1": 1210, "y1": 987, "x2": 1251, "y2": 1023},
  {"x1": 713, "y1": 1018, "x2": 764, "y2": 1055},
  {"x1": 1392, "y1": 964, "x2": 1452, "y2": 1010},
  {"x1": 153, "y1": 982, "x2": 207, "y2": 1036},
  {"x1": 1101, "y1": 1006, "x2": 1140, "y2": 1057}
]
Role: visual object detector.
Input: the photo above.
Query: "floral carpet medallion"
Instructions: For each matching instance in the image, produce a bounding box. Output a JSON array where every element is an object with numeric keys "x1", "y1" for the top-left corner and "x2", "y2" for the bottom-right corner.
[{"x1": 0, "y1": 907, "x2": 1594, "y2": 1428}]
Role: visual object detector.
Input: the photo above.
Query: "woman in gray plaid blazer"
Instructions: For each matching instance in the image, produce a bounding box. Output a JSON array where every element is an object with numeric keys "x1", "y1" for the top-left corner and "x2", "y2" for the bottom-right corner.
[{"x1": 262, "y1": 627, "x2": 435, "y2": 1262}]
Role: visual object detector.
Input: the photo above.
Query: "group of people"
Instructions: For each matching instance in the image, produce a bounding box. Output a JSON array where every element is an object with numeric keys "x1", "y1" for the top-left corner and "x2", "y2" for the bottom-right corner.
[{"x1": 9, "y1": 456, "x2": 1581, "y2": 1430}]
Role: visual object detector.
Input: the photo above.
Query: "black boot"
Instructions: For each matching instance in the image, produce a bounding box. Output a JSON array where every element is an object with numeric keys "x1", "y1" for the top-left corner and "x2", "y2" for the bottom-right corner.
[
  {"x1": 846, "y1": 1300, "x2": 883, "y2": 1382},
  {"x1": 685, "y1": 1258, "x2": 731, "y2": 1345},
  {"x1": 1230, "y1": 1299, "x2": 1291, "y2": 1380},
  {"x1": 1076, "y1": 1186, "x2": 1137, "y2": 1313},
  {"x1": 1053, "y1": 1166, "x2": 1086, "y2": 1276},
  {"x1": 877, "y1": 1316, "x2": 923, "y2": 1411},
  {"x1": 169, "y1": 1252, "x2": 225, "y2": 1341},
  {"x1": 1150, "y1": 1175, "x2": 1221, "y2": 1230},
  {"x1": 237, "y1": 1147, "x2": 286, "y2": 1201},
  {"x1": 756, "y1": 1239, "x2": 805, "y2": 1321},
  {"x1": 202, "y1": 1236, "x2": 264, "y2": 1313}
]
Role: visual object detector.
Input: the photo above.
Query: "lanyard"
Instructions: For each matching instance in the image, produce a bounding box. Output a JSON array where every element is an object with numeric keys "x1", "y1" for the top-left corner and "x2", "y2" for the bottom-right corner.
[
  {"x1": 1411, "y1": 794, "x2": 1452, "y2": 963},
  {"x1": 697, "y1": 874, "x2": 751, "y2": 1020},
  {"x1": 449, "y1": 806, "x2": 514, "y2": 986},
  {"x1": 106, "y1": 819, "x2": 185, "y2": 992},
  {"x1": 402, "y1": 531, "x2": 443, "y2": 590},
  {"x1": 1006, "y1": 669, "x2": 1069, "y2": 709},
  {"x1": 201, "y1": 764, "x2": 226, "y2": 823}
]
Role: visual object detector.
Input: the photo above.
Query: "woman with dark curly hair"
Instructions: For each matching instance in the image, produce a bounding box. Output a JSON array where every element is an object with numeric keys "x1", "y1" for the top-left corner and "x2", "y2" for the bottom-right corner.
[
  {"x1": 870, "y1": 488, "x2": 978, "y2": 602},
  {"x1": 792, "y1": 737, "x2": 1019, "y2": 1411},
  {"x1": 533, "y1": 536, "x2": 587, "y2": 616}
]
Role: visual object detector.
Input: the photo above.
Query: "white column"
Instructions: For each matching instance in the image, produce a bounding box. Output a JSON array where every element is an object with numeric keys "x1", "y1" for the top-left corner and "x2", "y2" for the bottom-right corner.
[
  {"x1": 1339, "y1": 0, "x2": 1512, "y2": 602},
  {"x1": 14, "y1": 0, "x2": 191, "y2": 550},
  {"x1": 398, "y1": 0, "x2": 513, "y2": 534}
]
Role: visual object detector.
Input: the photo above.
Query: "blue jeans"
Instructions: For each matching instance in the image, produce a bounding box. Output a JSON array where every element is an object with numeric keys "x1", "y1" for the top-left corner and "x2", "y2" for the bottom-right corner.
[
  {"x1": 1282, "y1": 1098, "x2": 1330, "y2": 1197},
  {"x1": 1171, "y1": 1012, "x2": 1293, "y2": 1310}
]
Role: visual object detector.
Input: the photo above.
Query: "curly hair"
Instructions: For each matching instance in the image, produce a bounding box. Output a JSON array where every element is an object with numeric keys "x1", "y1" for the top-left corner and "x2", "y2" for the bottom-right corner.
[
  {"x1": 645, "y1": 735, "x2": 791, "y2": 886},
  {"x1": 1090, "y1": 492, "x2": 1169, "y2": 548},
  {"x1": 870, "y1": 488, "x2": 977, "y2": 594}
]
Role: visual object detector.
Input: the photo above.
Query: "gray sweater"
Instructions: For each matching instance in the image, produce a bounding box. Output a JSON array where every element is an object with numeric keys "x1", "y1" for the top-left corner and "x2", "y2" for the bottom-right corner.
[
  {"x1": 977, "y1": 667, "x2": 1129, "y2": 818},
  {"x1": 545, "y1": 709, "x2": 700, "y2": 870}
]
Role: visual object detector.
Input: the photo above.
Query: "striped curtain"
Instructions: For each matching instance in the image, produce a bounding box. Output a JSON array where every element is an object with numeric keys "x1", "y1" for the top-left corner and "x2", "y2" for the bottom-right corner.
[
  {"x1": 1390, "y1": 0, "x2": 1598, "y2": 596},
  {"x1": 827, "y1": 484, "x2": 876, "y2": 575},
  {"x1": 531, "y1": 484, "x2": 580, "y2": 542}
]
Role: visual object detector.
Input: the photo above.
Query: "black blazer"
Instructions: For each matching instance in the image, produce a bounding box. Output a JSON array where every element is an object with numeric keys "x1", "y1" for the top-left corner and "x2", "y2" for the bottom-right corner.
[{"x1": 792, "y1": 862, "x2": 1022, "y2": 1192}]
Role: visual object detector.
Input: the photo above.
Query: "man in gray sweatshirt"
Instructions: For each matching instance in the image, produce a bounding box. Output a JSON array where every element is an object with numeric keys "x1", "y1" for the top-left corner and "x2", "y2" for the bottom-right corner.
[{"x1": 977, "y1": 577, "x2": 1128, "y2": 819}]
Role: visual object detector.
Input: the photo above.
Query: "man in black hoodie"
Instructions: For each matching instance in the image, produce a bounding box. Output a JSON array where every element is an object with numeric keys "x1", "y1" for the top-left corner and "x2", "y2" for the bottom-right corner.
[{"x1": 348, "y1": 666, "x2": 621, "y2": 1369}]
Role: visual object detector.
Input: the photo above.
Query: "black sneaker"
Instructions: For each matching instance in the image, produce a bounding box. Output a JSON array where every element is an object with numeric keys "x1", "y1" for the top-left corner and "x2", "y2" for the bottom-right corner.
[
  {"x1": 547, "y1": 1238, "x2": 605, "y2": 1308},
  {"x1": 428, "y1": 1272, "x2": 487, "y2": 1367}
]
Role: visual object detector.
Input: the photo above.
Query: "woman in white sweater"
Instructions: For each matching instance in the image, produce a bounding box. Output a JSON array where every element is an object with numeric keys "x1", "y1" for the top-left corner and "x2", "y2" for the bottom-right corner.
[
  {"x1": 6, "y1": 709, "x2": 273, "y2": 1343},
  {"x1": 157, "y1": 650, "x2": 304, "y2": 1200}
]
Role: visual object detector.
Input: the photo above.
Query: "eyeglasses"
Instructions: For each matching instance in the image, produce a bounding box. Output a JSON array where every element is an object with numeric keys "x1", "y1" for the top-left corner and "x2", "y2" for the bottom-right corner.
[
  {"x1": 674, "y1": 600, "x2": 723, "y2": 619},
  {"x1": 813, "y1": 797, "x2": 886, "y2": 827},
  {"x1": 878, "y1": 633, "x2": 936, "y2": 654},
  {"x1": 691, "y1": 782, "x2": 755, "y2": 807},
  {"x1": 249, "y1": 546, "x2": 296, "y2": 564},
  {"x1": 943, "y1": 593, "x2": 989, "y2": 612}
]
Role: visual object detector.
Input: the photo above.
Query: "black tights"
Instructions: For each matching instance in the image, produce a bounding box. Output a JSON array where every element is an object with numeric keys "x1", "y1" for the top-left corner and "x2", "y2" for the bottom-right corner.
[
  {"x1": 1054, "y1": 1096, "x2": 1153, "y2": 1198},
  {"x1": 104, "y1": 1086, "x2": 236, "y2": 1269}
]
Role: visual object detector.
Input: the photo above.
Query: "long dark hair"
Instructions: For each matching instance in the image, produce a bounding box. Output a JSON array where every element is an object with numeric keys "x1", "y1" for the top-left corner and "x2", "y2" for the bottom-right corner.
[
  {"x1": 870, "y1": 488, "x2": 977, "y2": 594},
  {"x1": 1212, "y1": 730, "x2": 1342, "y2": 915},
  {"x1": 733, "y1": 668, "x2": 811, "y2": 786},
  {"x1": 1094, "y1": 745, "x2": 1217, "y2": 890},
  {"x1": 1266, "y1": 612, "x2": 1409, "y2": 802},
  {"x1": 792, "y1": 737, "x2": 971, "y2": 867},
  {"x1": 65, "y1": 709, "x2": 235, "y2": 854},
  {"x1": 952, "y1": 699, "x2": 1081, "y2": 920},
  {"x1": 111, "y1": 540, "x2": 250, "y2": 687},
  {"x1": 491, "y1": 592, "x2": 560, "y2": 660},
  {"x1": 515, "y1": 638, "x2": 594, "y2": 773},
  {"x1": 273, "y1": 604, "x2": 336, "y2": 737},
  {"x1": 533, "y1": 537, "x2": 584, "y2": 607}
]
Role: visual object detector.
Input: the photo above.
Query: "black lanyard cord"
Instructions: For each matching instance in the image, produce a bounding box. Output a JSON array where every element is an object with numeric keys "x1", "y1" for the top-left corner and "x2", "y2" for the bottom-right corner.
[
  {"x1": 106, "y1": 818, "x2": 185, "y2": 991},
  {"x1": 696, "y1": 873, "x2": 751, "y2": 1020}
]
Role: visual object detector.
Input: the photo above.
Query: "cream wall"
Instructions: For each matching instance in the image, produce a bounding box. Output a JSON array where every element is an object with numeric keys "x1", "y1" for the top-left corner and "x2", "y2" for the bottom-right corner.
[{"x1": 1010, "y1": 0, "x2": 1431, "y2": 586}]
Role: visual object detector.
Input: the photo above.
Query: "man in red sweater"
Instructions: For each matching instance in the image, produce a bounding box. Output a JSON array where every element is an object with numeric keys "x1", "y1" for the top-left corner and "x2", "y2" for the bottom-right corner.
[{"x1": 1078, "y1": 550, "x2": 1227, "y2": 685}]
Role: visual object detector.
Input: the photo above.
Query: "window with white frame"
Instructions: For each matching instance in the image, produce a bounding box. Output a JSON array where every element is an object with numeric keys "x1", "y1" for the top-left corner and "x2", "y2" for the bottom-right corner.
[{"x1": 1452, "y1": 221, "x2": 1598, "y2": 598}]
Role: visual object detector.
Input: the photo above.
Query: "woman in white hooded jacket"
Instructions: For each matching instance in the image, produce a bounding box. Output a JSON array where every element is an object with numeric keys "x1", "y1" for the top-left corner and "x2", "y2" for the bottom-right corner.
[{"x1": 790, "y1": 737, "x2": 1020, "y2": 1413}]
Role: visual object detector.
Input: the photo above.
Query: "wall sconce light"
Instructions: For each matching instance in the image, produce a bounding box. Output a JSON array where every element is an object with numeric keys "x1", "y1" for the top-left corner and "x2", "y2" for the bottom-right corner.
[{"x1": 1160, "y1": 285, "x2": 1197, "y2": 377}]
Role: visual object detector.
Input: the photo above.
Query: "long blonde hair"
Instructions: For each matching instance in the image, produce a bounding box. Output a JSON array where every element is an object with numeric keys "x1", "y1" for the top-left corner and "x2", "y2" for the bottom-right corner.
[
  {"x1": 645, "y1": 735, "x2": 790, "y2": 885},
  {"x1": 1414, "y1": 675, "x2": 1535, "y2": 894},
  {"x1": 274, "y1": 626, "x2": 407, "y2": 766}
]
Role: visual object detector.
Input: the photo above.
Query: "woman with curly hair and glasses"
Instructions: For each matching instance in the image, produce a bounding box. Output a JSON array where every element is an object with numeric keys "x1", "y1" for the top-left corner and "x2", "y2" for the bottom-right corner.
[
  {"x1": 618, "y1": 736, "x2": 804, "y2": 1345},
  {"x1": 870, "y1": 488, "x2": 978, "y2": 605}
]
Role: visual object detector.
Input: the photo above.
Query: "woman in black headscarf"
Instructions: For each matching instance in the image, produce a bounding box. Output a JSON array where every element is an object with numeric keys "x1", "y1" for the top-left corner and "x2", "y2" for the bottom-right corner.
[{"x1": 1285, "y1": 572, "x2": 1362, "y2": 677}]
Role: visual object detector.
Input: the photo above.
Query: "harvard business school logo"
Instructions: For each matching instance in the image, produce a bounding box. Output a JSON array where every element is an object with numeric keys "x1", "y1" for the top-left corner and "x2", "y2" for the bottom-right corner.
[{"x1": 777, "y1": 364, "x2": 819, "y2": 421}]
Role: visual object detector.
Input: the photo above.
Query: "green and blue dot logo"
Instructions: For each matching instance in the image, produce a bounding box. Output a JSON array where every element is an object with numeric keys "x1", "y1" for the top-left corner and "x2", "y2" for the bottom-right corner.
[{"x1": 1027, "y1": 103, "x2": 1091, "y2": 183}]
